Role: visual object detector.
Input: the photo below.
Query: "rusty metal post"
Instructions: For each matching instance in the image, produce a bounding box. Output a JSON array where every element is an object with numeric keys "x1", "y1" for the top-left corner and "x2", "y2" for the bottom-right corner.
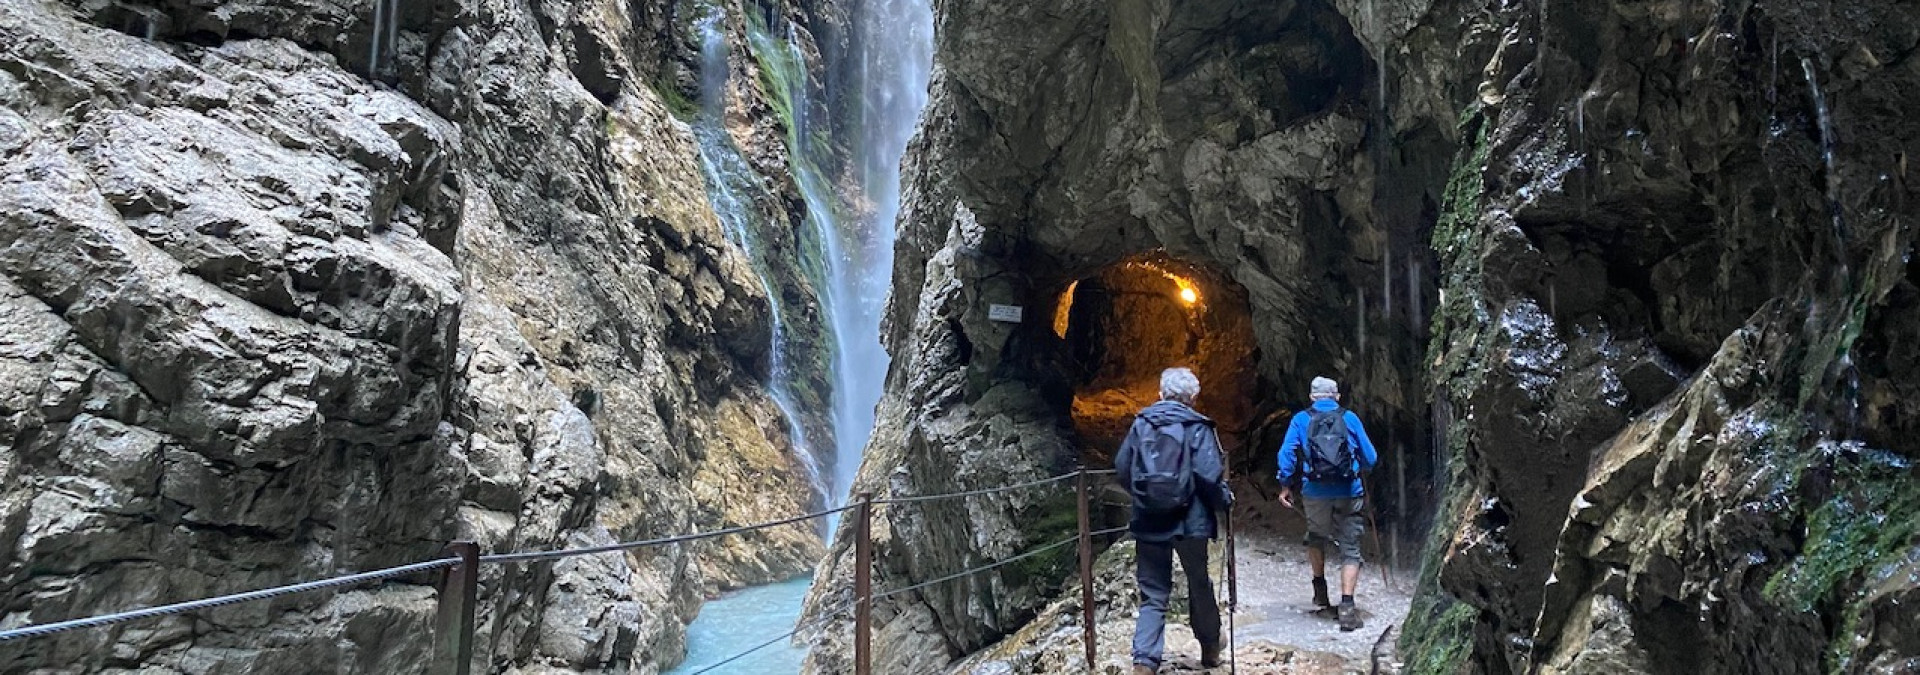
[
  {"x1": 434, "y1": 541, "x2": 479, "y2": 675},
  {"x1": 1077, "y1": 470, "x2": 1097, "y2": 669},
  {"x1": 853, "y1": 492, "x2": 874, "y2": 675}
]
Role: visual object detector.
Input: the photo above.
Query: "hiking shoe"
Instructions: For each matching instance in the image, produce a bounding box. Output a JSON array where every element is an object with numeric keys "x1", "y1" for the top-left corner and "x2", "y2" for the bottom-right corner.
[
  {"x1": 1133, "y1": 664, "x2": 1156, "y2": 675},
  {"x1": 1201, "y1": 642, "x2": 1224, "y2": 667},
  {"x1": 1312, "y1": 577, "x2": 1331, "y2": 608},
  {"x1": 1338, "y1": 601, "x2": 1364, "y2": 632}
]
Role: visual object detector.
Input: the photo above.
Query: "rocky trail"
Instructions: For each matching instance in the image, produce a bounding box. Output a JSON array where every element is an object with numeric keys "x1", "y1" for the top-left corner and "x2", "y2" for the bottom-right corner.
[
  {"x1": 1216, "y1": 498, "x2": 1413, "y2": 673},
  {"x1": 952, "y1": 487, "x2": 1414, "y2": 675}
]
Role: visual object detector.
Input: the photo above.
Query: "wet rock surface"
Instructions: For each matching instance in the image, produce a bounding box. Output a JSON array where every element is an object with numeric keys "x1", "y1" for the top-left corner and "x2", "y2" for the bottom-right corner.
[
  {"x1": 809, "y1": 0, "x2": 1919, "y2": 673},
  {"x1": 1388, "y1": 0, "x2": 1920, "y2": 672},
  {"x1": 803, "y1": 0, "x2": 1441, "y2": 670},
  {"x1": 944, "y1": 523, "x2": 1394, "y2": 675},
  {"x1": 0, "y1": 0, "x2": 839, "y2": 670}
]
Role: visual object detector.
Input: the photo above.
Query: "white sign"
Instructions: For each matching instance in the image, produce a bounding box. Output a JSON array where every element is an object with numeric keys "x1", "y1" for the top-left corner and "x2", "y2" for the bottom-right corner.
[{"x1": 987, "y1": 304, "x2": 1024, "y2": 323}]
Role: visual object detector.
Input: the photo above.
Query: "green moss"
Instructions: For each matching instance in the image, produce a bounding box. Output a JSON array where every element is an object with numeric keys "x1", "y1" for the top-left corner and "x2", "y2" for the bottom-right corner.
[
  {"x1": 1764, "y1": 451, "x2": 1918, "y2": 612},
  {"x1": 1399, "y1": 105, "x2": 1491, "y2": 675},
  {"x1": 1760, "y1": 448, "x2": 1920, "y2": 674},
  {"x1": 744, "y1": 11, "x2": 801, "y2": 136},
  {"x1": 1427, "y1": 110, "x2": 1493, "y2": 404},
  {"x1": 1403, "y1": 601, "x2": 1476, "y2": 675},
  {"x1": 1009, "y1": 495, "x2": 1083, "y2": 587},
  {"x1": 651, "y1": 79, "x2": 698, "y2": 120},
  {"x1": 1399, "y1": 435, "x2": 1478, "y2": 675}
]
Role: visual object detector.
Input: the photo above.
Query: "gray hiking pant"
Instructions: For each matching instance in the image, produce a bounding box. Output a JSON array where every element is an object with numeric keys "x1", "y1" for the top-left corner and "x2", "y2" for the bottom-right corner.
[
  {"x1": 1304, "y1": 496, "x2": 1365, "y2": 567},
  {"x1": 1132, "y1": 537, "x2": 1221, "y2": 668}
]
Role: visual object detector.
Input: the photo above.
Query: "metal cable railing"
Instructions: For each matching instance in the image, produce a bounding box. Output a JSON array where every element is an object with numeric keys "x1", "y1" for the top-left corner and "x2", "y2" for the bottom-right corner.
[
  {"x1": 679, "y1": 522, "x2": 1133, "y2": 673},
  {"x1": 869, "y1": 470, "x2": 1081, "y2": 505},
  {"x1": 479, "y1": 503, "x2": 860, "y2": 565},
  {"x1": 682, "y1": 597, "x2": 859, "y2": 674},
  {"x1": 0, "y1": 466, "x2": 1138, "y2": 675},
  {"x1": 0, "y1": 557, "x2": 459, "y2": 643},
  {"x1": 873, "y1": 525, "x2": 1130, "y2": 602}
]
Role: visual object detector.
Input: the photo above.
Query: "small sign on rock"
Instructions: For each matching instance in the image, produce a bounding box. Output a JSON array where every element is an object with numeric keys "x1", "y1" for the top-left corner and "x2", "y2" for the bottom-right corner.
[{"x1": 987, "y1": 304, "x2": 1024, "y2": 323}]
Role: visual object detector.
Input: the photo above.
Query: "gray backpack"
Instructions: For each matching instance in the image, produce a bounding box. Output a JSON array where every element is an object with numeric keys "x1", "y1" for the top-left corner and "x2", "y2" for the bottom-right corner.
[{"x1": 1131, "y1": 422, "x2": 1196, "y2": 514}]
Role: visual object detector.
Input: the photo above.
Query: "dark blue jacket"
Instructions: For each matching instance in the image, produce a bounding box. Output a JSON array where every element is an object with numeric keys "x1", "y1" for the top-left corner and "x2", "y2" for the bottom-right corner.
[
  {"x1": 1275, "y1": 399, "x2": 1378, "y2": 499},
  {"x1": 1114, "y1": 401, "x2": 1233, "y2": 543}
]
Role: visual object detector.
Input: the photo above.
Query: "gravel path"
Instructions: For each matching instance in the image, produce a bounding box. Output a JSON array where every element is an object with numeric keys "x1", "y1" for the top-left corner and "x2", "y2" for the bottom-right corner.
[
  {"x1": 1218, "y1": 494, "x2": 1415, "y2": 672},
  {"x1": 950, "y1": 486, "x2": 1418, "y2": 674}
]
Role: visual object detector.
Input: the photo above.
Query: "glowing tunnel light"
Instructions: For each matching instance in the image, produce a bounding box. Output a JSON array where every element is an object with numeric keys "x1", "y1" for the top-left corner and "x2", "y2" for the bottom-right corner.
[
  {"x1": 1174, "y1": 277, "x2": 1200, "y2": 305},
  {"x1": 1053, "y1": 280, "x2": 1079, "y2": 338}
]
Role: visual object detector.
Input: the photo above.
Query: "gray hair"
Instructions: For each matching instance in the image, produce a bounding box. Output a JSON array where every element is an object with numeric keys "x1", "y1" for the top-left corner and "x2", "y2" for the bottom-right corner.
[
  {"x1": 1311, "y1": 376, "x2": 1339, "y2": 400},
  {"x1": 1160, "y1": 367, "x2": 1201, "y2": 402}
]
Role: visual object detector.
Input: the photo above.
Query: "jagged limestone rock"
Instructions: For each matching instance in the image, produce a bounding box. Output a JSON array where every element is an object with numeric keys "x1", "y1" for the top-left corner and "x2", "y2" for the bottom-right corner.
[
  {"x1": 801, "y1": 0, "x2": 1438, "y2": 671},
  {"x1": 1395, "y1": 0, "x2": 1920, "y2": 672},
  {"x1": 0, "y1": 0, "x2": 840, "y2": 671}
]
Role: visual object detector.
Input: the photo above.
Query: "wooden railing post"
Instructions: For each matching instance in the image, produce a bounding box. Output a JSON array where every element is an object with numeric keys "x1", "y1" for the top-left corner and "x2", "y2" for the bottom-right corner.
[
  {"x1": 1077, "y1": 470, "x2": 1097, "y2": 669},
  {"x1": 434, "y1": 541, "x2": 479, "y2": 675},
  {"x1": 853, "y1": 492, "x2": 874, "y2": 675}
]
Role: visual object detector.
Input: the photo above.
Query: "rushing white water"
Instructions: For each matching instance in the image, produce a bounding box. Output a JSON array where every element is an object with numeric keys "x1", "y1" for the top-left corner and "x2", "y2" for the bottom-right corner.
[
  {"x1": 691, "y1": 10, "x2": 826, "y2": 497},
  {"x1": 778, "y1": 0, "x2": 932, "y2": 504},
  {"x1": 677, "y1": 2, "x2": 931, "y2": 670}
]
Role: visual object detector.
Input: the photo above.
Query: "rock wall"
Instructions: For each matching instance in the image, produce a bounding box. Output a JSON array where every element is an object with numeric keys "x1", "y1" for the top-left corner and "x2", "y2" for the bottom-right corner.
[
  {"x1": 0, "y1": 0, "x2": 844, "y2": 670},
  {"x1": 804, "y1": 0, "x2": 1919, "y2": 673},
  {"x1": 800, "y1": 0, "x2": 1443, "y2": 671},
  {"x1": 1391, "y1": 0, "x2": 1920, "y2": 673}
]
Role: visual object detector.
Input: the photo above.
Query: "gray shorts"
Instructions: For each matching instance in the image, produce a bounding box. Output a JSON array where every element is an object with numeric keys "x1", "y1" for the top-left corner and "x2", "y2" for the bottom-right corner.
[{"x1": 1303, "y1": 496, "x2": 1364, "y2": 566}]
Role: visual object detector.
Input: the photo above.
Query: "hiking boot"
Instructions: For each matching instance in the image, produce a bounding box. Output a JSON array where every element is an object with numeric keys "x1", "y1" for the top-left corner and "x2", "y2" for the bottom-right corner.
[
  {"x1": 1133, "y1": 664, "x2": 1156, "y2": 675},
  {"x1": 1201, "y1": 642, "x2": 1224, "y2": 668},
  {"x1": 1311, "y1": 577, "x2": 1331, "y2": 608},
  {"x1": 1338, "y1": 601, "x2": 1364, "y2": 632}
]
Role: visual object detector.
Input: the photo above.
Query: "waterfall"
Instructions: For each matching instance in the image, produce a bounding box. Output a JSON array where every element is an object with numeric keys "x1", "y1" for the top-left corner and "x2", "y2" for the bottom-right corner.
[
  {"x1": 1801, "y1": 57, "x2": 1849, "y2": 259},
  {"x1": 690, "y1": 10, "x2": 826, "y2": 500},
  {"x1": 814, "y1": 0, "x2": 933, "y2": 503},
  {"x1": 670, "y1": 3, "x2": 934, "y2": 671},
  {"x1": 743, "y1": 0, "x2": 930, "y2": 506},
  {"x1": 368, "y1": 0, "x2": 399, "y2": 77}
]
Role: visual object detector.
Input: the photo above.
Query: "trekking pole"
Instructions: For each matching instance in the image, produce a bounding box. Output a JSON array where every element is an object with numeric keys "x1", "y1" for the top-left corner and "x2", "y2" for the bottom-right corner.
[
  {"x1": 1361, "y1": 476, "x2": 1391, "y2": 589},
  {"x1": 1224, "y1": 459, "x2": 1238, "y2": 675},
  {"x1": 1226, "y1": 502, "x2": 1238, "y2": 675}
]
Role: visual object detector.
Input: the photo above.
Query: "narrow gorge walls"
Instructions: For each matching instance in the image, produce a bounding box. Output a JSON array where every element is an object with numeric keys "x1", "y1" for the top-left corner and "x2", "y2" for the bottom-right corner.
[
  {"x1": 0, "y1": 0, "x2": 852, "y2": 671},
  {"x1": 801, "y1": 0, "x2": 1447, "y2": 671},
  {"x1": 1396, "y1": 0, "x2": 1920, "y2": 672},
  {"x1": 806, "y1": 0, "x2": 1920, "y2": 672}
]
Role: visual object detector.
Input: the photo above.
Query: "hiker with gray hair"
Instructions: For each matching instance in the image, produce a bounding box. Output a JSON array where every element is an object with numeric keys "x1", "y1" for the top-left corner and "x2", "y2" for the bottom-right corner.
[
  {"x1": 1114, "y1": 367, "x2": 1233, "y2": 674},
  {"x1": 1275, "y1": 376, "x2": 1379, "y2": 631}
]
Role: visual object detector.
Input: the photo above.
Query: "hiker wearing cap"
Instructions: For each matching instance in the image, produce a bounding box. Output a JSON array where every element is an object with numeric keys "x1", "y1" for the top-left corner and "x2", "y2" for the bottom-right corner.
[
  {"x1": 1115, "y1": 367, "x2": 1234, "y2": 673},
  {"x1": 1275, "y1": 376, "x2": 1379, "y2": 631}
]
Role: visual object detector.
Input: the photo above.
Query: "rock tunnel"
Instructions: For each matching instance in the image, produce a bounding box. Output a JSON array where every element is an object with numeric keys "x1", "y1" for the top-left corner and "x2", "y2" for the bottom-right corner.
[
  {"x1": 1022, "y1": 239, "x2": 1441, "y2": 556},
  {"x1": 1054, "y1": 254, "x2": 1258, "y2": 466}
]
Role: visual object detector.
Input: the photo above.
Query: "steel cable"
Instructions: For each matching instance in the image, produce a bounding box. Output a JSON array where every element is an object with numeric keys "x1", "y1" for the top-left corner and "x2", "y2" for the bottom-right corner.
[
  {"x1": 480, "y1": 503, "x2": 860, "y2": 565},
  {"x1": 0, "y1": 557, "x2": 460, "y2": 643},
  {"x1": 869, "y1": 471, "x2": 1081, "y2": 505},
  {"x1": 877, "y1": 535, "x2": 1067, "y2": 600},
  {"x1": 684, "y1": 597, "x2": 859, "y2": 674},
  {"x1": 1, "y1": 469, "x2": 1119, "y2": 648}
]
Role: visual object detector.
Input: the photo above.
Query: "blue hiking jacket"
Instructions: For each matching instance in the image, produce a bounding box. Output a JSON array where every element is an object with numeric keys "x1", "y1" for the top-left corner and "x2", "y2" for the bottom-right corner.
[{"x1": 1275, "y1": 399, "x2": 1378, "y2": 499}]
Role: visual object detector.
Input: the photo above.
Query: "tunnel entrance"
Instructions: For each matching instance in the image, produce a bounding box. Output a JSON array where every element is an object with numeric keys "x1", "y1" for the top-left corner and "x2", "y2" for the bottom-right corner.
[{"x1": 1053, "y1": 255, "x2": 1259, "y2": 464}]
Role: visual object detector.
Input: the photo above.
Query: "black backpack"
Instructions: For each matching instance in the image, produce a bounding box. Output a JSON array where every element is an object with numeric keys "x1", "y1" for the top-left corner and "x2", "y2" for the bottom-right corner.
[
  {"x1": 1131, "y1": 422, "x2": 1197, "y2": 515},
  {"x1": 1303, "y1": 408, "x2": 1356, "y2": 481}
]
